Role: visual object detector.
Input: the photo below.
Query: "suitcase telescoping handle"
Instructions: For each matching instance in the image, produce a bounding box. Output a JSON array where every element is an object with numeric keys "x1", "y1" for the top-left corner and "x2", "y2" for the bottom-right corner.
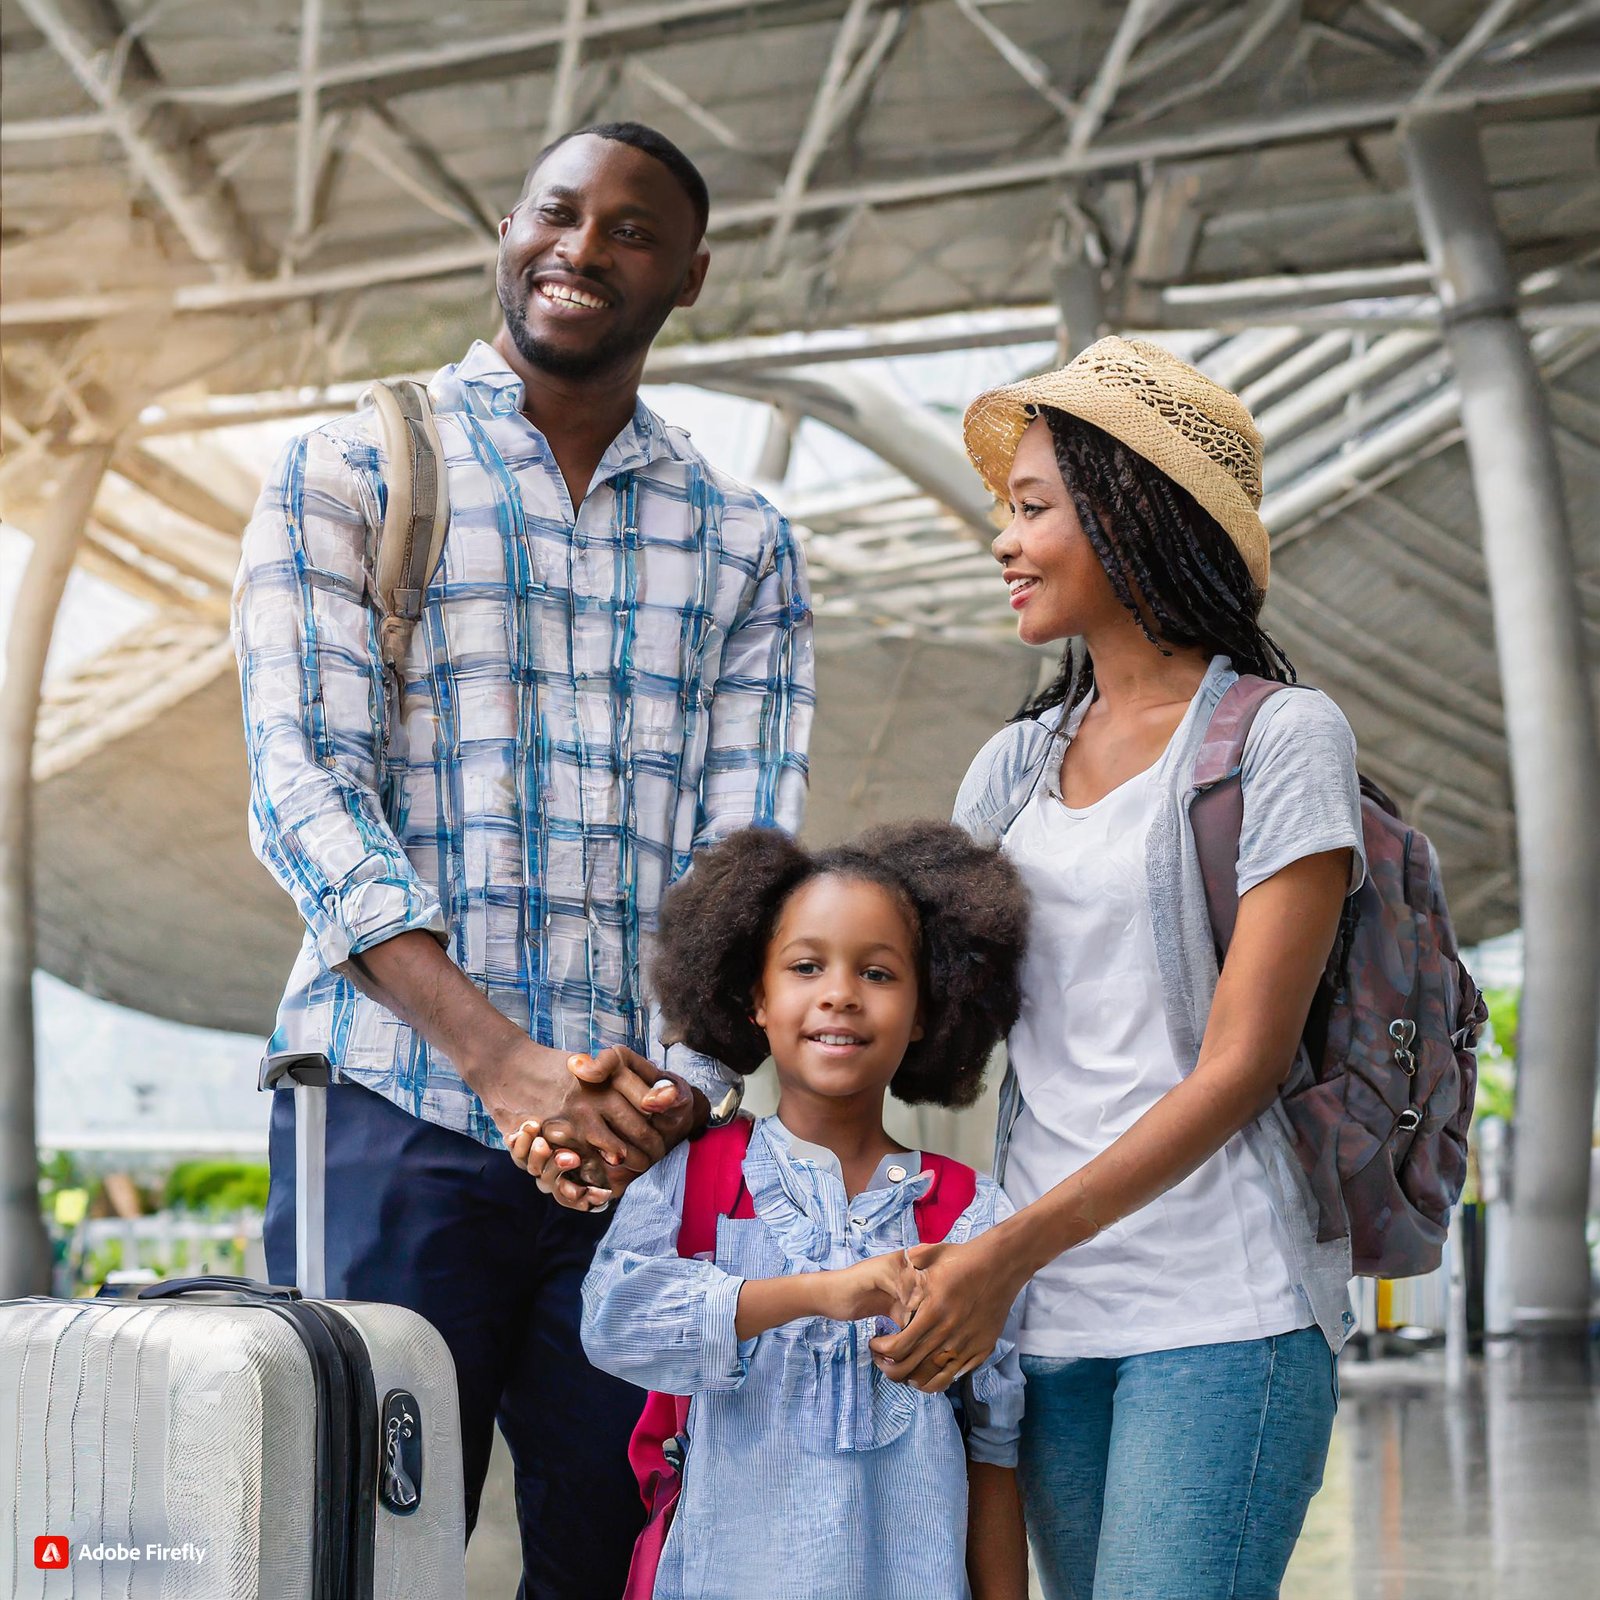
[{"x1": 260, "y1": 1051, "x2": 333, "y2": 1299}]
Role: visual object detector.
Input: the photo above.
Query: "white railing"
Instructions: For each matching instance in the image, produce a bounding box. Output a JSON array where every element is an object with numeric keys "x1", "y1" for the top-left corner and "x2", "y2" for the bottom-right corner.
[{"x1": 55, "y1": 1211, "x2": 267, "y2": 1298}]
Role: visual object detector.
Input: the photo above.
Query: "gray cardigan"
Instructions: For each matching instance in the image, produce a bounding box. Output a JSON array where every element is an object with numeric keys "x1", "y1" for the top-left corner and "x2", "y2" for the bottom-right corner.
[{"x1": 954, "y1": 655, "x2": 1358, "y2": 1354}]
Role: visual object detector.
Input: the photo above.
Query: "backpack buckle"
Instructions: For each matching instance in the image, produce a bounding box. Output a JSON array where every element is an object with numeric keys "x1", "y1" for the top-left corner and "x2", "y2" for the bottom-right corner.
[{"x1": 1389, "y1": 1018, "x2": 1418, "y2": 1077}]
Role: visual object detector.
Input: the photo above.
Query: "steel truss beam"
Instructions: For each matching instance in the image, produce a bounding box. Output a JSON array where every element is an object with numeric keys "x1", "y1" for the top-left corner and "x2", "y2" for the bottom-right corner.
[
  {"x1": 114, "y1": 0, "x2": 885, "y2": 130},
  {"x1": 6, "y1": 48, "x2": 1594, "y2": 329},
  {"x1": 15, "y1": 0, "x2": 262, "y2": 275}
]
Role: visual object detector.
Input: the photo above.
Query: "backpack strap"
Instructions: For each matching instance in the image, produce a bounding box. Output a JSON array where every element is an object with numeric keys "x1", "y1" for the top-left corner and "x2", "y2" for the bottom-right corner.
[
  {"x1": 912, "y1": 1153, "x2": 978, "y2": 1244},
  {"x1": 363, "y1": 377, "x2": 451, "y2": 674},
  {"x1": 677, "y1": 1115, "x2": 756, "y2": 1260},
  {"x1": 1189, "y1": 676, "x2": 1289, "y2": 955}
]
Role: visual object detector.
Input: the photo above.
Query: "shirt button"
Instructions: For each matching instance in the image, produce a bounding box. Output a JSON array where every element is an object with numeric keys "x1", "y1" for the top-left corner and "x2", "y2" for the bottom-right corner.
[
  {"x1": 850, "y1": 1217, "x2": 866, "y2": 1228},
  {"x1": 886, "y1": 1165, "x2": 907, "y2": 1184}
]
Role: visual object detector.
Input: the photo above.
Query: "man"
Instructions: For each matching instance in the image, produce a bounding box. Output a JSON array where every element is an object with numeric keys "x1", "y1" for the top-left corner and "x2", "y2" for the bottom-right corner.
[{"x1": 233, "y1": 122, "x2": 814, "y2": 1597}]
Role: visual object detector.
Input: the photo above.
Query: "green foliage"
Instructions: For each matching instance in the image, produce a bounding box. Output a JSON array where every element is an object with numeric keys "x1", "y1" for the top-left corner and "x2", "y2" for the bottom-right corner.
[
  {"x1": 1475, "y1": 1061, "x2": 1515, "y2": 1124},
  {"x1": 37, "y1": 1149, "x2": 87, "y2": 1204},
  {"x1": 162, "y1": 1161, "x2": 271, "y2": 1215},
  {"x1": 1473, "y1": 985, "x2": 1520, "y2": 1125},
  {"x1": 73, "y1": 1234, "x2": 253, "y2": 1297},
  {"x1": 1482, "y1": 987, "x2": 1520, "y2": 1060}
]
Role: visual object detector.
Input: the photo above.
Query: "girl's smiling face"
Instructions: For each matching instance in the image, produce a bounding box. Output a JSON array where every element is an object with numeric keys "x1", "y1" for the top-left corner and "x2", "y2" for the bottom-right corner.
[{"x1": 752, "y1": 873, "x2": 924, "y2": 1107}]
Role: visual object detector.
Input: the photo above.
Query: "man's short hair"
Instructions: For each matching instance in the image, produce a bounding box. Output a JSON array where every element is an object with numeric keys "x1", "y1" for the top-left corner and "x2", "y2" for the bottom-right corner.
[{"x1": 526, "y1": 121, "x2": 710, "y2": 242}]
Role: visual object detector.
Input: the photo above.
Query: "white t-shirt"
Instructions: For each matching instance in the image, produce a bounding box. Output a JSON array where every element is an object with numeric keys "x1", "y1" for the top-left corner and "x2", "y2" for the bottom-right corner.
[{"x1": 1001, "y1": 696, "x2": 1313, "y2": 1359}]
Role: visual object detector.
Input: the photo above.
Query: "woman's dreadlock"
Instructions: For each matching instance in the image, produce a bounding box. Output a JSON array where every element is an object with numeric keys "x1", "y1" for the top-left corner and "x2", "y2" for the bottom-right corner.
[{"x1": 1013, "y1": 407, "x2": 1296, "y2": 724}]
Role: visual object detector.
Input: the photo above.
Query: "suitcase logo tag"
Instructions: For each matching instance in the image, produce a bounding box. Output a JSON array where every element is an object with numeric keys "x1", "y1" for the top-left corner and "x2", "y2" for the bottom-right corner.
[{"x1": 380, "y1": 1390, "x2": 423, "y2": 1514}]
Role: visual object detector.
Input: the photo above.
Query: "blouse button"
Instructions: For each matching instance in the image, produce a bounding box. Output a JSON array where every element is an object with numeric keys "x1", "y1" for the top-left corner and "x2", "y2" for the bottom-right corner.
[{"x1": 886, "y1": 1165, "x2": 907, "y2": 1184}]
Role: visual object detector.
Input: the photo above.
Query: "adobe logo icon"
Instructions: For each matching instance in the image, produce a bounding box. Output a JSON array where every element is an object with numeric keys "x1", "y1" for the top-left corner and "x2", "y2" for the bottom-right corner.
[{"x1": 34, "y1": 1535, "x2": 70, "y2": 1570}]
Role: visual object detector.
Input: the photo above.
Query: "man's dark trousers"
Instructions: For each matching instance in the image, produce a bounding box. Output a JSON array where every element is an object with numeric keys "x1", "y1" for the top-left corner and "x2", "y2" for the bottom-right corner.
[{"x1": 264, "y1": 1080, "x2": 646, "y2": 1599}]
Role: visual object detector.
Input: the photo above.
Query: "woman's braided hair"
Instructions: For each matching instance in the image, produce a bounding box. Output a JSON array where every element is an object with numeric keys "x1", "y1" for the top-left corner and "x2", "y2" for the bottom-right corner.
[
  {"x1": 650, "y1": 821, "x2": 1029, "y2": 1109},
  {"x1": 1015, "y1": 407, "x2": 1295, "y2": 723}
]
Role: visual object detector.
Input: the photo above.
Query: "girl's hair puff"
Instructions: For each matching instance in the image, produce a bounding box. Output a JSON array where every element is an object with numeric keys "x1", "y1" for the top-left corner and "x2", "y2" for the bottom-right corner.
[{"x1": 650, "y1": 821, "x2": 1029, "y2": 1110}]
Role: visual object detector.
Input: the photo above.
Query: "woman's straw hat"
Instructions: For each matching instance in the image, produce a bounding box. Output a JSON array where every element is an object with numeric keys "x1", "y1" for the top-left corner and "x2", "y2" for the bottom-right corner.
[{"x1": 962, "y1": 335, "x2": 1271, "y2": 590}]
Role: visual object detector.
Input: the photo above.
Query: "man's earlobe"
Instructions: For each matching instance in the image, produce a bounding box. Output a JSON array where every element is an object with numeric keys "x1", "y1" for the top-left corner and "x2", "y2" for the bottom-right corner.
[{"x1": 677, "y1": 245, "x2": 711, "y2": 308}]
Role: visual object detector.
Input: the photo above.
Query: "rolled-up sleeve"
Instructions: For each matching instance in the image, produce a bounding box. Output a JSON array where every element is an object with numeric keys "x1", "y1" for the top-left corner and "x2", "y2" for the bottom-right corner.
[
  {"x1": 231, "y1": 425, "x2": 445, "y2": 969},
  {"x1": 581, "y1": 1143, "x2": 754, "y2": 1396},
  {"x1": 954, "y1": 1182, "x2": 1027, "y2": 1468}
]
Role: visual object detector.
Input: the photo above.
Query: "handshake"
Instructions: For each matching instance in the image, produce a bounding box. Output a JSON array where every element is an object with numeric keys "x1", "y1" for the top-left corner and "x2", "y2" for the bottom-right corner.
[{"x1": 499, "y1": 1044, "x2": 705, "y2": 1212}]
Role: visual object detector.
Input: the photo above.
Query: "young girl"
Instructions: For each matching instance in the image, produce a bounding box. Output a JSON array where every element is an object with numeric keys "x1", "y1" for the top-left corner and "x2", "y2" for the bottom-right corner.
[{"x1": 572, "y1": 821, "x2": 1030, "y2": 1600}]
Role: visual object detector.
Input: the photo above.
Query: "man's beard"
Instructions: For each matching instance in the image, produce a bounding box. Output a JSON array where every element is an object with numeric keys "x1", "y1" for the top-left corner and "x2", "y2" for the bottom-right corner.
[{"x1": 498, "y1": 268, "x2": 675, "y2": 381}]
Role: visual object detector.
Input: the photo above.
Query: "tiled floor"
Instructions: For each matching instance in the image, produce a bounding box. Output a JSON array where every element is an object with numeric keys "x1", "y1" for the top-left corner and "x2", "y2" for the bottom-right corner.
[{"x1": 466, "y1": 1344, "x2": 1600, "y2": 1599}]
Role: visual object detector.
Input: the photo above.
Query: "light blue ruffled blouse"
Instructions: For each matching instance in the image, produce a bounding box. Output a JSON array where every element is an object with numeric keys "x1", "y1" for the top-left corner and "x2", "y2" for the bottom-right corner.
[{"x1": 581, "y1": 1115, "x2": 1025, "y2": 1600}]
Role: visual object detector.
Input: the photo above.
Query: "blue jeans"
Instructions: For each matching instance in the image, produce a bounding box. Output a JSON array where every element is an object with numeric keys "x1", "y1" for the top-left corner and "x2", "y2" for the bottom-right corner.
[
  {"x1": 265, "y1": 1081, "x2": 647, "y2": 1600},
  {"x1": 1019, "y1": 1328, "x2": 1337, "y2": 1600}
]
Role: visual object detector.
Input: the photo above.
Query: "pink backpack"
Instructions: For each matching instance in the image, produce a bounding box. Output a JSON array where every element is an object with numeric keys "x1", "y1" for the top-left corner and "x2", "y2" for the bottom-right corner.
[
  {"x1": 1191, "y1": 677, "x2": 1487, "y2": 1279},
  {"x1": 622, "y1": 1117, "x2": 977, "y2": 1600}
]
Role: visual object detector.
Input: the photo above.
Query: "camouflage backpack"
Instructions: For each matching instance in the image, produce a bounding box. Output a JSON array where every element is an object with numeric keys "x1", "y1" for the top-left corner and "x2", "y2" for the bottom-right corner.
[{"x1": 1190, "y1": 676, "x2": 1488, "y2": 1279}]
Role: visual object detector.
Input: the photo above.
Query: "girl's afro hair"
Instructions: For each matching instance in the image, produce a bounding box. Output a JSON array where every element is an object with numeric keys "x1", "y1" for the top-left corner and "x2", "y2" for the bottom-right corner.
[{"x1": 649, "y1": 820, "x2": 1030, "y2": 1110}]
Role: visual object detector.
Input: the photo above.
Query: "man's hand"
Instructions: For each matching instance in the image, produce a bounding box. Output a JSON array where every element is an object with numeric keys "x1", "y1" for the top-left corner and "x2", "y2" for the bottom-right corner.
[
  {"x1": 339, "y1": 932, "x2": 704, "y2": 1203},
  {"x1": 508, "y1": 1051, "x2": 707, "y2": 1209},
  {"x1": 868, "y1": 1233, "x2": 1025, "y2": 1392},
  {"x1": 508, "y1": 1118, "x2": 613, "y2": 1210}
]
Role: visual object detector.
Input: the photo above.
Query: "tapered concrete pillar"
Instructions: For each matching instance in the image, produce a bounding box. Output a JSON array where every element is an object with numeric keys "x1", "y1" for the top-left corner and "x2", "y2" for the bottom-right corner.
[
  {"x1": 1403, "y1": 110, "x2": 1600, "y2": 1337},
  {"x1": 0, "y1": 441, "x2": 113, "y2": 1296}
]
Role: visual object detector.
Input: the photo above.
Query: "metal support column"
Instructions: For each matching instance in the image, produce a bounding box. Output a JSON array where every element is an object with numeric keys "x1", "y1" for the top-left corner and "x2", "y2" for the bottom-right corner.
[
  {"x1": 1402, "y1": 109, "x2": 1600, "y2": 1338},
  {"x1": 0, "y1": 441, "x2": 113, "y2": 1296},
  {"x1": 1051, "y1": 212, "x2": 1108, "y2": 362}
]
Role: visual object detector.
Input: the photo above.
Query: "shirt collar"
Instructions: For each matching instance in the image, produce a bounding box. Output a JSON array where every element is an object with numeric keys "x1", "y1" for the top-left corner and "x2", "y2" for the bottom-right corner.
[
  {"x1": 430, "y1": 339, "x2": 697, "y2": 475},
  {"x1": 765, "y1": 1115, "x2": 923, "y2": 1195}
]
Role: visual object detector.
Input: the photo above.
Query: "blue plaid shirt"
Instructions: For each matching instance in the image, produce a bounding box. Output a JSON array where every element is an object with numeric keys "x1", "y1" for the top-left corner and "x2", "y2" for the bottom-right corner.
[{"x1": 233, "y1": 341, "x2": 815, "y2": 1144}]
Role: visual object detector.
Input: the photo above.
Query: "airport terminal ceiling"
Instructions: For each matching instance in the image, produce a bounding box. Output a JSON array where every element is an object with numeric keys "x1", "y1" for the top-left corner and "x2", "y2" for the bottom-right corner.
[{"x1": 3, "y1": 0, "x2": 1599, "y2": 1030}]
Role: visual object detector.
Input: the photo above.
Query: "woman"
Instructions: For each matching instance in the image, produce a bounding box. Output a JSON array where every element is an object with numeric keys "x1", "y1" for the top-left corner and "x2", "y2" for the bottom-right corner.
[{"x1": 870, "y1": 337, "x2": 1365, "y2": 1599}]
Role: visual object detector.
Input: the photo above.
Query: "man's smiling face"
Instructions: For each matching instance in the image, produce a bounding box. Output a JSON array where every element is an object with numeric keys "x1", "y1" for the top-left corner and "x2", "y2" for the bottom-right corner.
[{"x1": 496, "y1": 133, "x2": 709, "y2": 382}]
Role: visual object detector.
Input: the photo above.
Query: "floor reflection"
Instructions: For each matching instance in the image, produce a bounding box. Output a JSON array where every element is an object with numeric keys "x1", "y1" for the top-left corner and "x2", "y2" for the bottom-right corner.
[
  {"x1": 1285, "y1": 1345, "x2": 1599, "y2": 1600},
  {"x1": 466, "y1": 1346, "x2": 1599, "y2": 1599}
]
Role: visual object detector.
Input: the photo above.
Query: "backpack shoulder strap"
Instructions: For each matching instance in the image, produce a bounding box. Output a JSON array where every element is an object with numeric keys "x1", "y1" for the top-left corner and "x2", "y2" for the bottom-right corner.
[
  {"x1": 1189, "y1": 675, "x2": 1289, "y2": 955},
  {"x1": 913, "y1": 1154, "x2": 979, "y2": 1244},
  {"x1": 677, "y1": 1115, "x2": 756, "y2": 1259},
  {"x1": 363, "y1": 377, "x2": 451, "y2": 672}
]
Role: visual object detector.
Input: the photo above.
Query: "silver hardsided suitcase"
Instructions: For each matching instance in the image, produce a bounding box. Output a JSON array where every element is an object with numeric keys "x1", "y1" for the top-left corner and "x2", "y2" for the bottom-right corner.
[{"x1": 2, "y1": 1056, "x2": 467, "y2": 1598}]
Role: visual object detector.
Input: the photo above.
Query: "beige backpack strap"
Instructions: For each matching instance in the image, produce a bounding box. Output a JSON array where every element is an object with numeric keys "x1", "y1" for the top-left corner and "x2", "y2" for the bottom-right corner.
[{"x1": 363, "y1": 377, "x2": 450, "y2": 672}]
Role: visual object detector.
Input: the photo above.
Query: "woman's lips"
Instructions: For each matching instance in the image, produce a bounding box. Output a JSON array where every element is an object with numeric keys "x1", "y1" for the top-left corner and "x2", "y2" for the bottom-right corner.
[{"x1": 1008, "y1": 577, "x2": 1040, "y2": 611}]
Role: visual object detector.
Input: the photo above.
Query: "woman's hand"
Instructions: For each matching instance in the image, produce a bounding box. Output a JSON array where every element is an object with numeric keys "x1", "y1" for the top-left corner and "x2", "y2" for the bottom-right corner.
[{"x1": 868, "y1": 1232, "x2": 1027, "y2": 1392}]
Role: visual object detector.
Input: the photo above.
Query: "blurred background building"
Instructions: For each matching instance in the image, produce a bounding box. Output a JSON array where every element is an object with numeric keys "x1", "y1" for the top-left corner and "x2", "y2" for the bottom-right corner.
[{"x1": 3, "y1": 3, "x2": 1598, "y2": 1594}]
